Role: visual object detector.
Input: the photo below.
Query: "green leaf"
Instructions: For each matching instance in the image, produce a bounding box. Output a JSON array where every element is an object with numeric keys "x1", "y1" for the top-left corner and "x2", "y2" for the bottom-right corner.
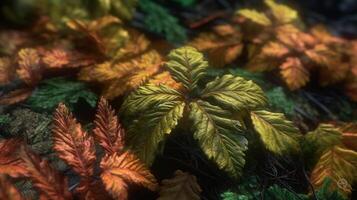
[
  {"x1": 139, "y1": 0, "x2": 187, "y2": 44},
  {"x1": 250, "y1": 110, "x2": 301, "y2": 154},
  {"x1": 189, "y1": 100, "x2": 247, "y2": 178},
  {"x1": 266, "y1": 87, "x2": 295, "y2": 115},
  {"x1": 305, "y1": 124, "x2": 342, "y2": 156},
  {"x1": 201, "y1": 74, "x2": 267, "y2": 111},
  {"x1": 27, "y1": 78, "x2": 97, "y2": 111},
  {"x1": 264, "y1": 185, "x2": 307, "y2": 200},
  {"x1": 128, "y1": 101, "x2": 185, "y2": 165},
  {"x1": 166, "y1": 46, "x2": 208, "y2": 91},
  {"x1": 120, "y1": 84, "x2": 183, "y2": 117},
  {"x1": 237, "y1": 9, "x2": 272, "y2": 26},
  {"x1": 172, "y1": 0, "x2": 196, "y2": 7},
  {"x1": 315, "y1": 178, "x2": 347, "y2": 200},
  {"x1": 0, "y1": 114, "x2": 10, "y2": 125}
]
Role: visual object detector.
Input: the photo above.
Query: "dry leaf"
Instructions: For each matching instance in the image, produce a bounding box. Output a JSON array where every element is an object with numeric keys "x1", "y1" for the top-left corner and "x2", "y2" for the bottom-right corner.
[
  {"x1": 100, "y1": 152, "x2": 157, "y2": 200},
  {"x1": 43, "y1": 49, "x2": 70, "y2": 68},
  {"x1": 310, "y1": 146, "x2": 357, "y2": 195},
  {"x1": 0, "y1": 139, "x2": 28, "y2": 178},
  {"x1": 52, "y1": 104, "x2": 96, "y2": 178},
  {"x1": 190, "y1": 25, "x2": 242, "y2": 67},
  {"x1": 93, "y1": 97, "x2": 125, "y2": 154},
  {"x1": 261, "y1": 42, "x2": 289, "y2": 58},
  {"x1": 16, "y1": 48, "x2": 42, "y2": 86},
  {"x1": 280, "y1": 57, "x2": 309, "y2": 90},
  {"x1": 158, "y1": 170, "x2": 202, "y2": 200},
  {"x1": 0, "y1": 57, "x2": 14, "y2": 85},
  {"x1": 20, "y1": 147, "x2": 73, "y2": 200},
  {"x1": 0, "y1": 175, "x2": 25, "y2": 200},
  {"x1": 0, "y1": 88, "x2": 33, "y2": 105}
]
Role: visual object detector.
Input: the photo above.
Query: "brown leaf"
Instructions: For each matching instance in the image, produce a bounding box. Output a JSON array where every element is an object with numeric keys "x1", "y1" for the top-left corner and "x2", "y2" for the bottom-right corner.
[
  {"x1": 20, "y1": 147, "x2": 73, "y2": 200},
  {"x1": 53, "y1": 104, "x2": 96, "y2": 178},
  {"x1": 0, "y1": 88, "x2": 33, "y2": 105},
  {"x1": 43, "y1": 49, "x2": 70, "y2": 68},
  {"x1": 100, "y1": 152, "x2": 158, "y2": 200},
  {"x1": 0, "y1": 175, "x2": 25, "y2": 200},
  {"x1": 93, "y1": 97, "x2": 125, "y2": 154},
  {"x1": 16, "y1": 48, "x2": 42, "y2": 86},
  {"x1": 280, "y1": 57, "x2": 309, "y2": 90},
  {"x1": 0, "y1": 139, "x2": 28, "y2": 178},
  {"x1": 0, "y1": 57, "x2": 15, "y2": 85},
  {"x1": 158, "y1": 170, "x2": 202, "y2": 200},
  {"x1": 149, "y1": 71, "x2": 182, "y2": 91}
]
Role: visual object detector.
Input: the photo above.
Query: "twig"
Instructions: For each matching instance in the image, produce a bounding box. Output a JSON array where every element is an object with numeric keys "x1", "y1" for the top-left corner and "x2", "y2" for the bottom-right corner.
[
  {"x1": 302, "y1": 91, "x2": 337, "y2": 120},
  {"x1": 302, "y1": 164, "x2": 318, "y2": 200}
]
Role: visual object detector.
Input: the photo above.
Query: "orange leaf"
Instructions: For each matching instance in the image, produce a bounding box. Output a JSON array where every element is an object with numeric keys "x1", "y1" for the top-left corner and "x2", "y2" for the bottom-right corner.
[
  {"x1": 53, "y1": 104, "x2": 96, "y2": 178},
  {"x1": 16, "y1": 48, "x2": 42, "y2": 86},
  {"x1": 0, "y1": 139, "x2": 28, "y2": 178},
  {"x1": 0, "y1": 57, "x2": 15, "y2": 85},
  {"x1": 93, "y1": 97, "x2": 125, "y2": 154},
  {"x1": 280, "y1": 57, "x2": 309, "y2": 90},
  {"x1": 100, "y1": 152, "x2": 158, "y2": 200},
  {"x1": 261, "y1": 42, "x2": 289, "y2": 58},
  {"x1": 43, "y1": 49, "x2": 70, "y2": 68},
  {"x1": 0, "y1": 88, "x2": 33, "y2": 105},
  {"x1": 149, "y1": 71, "x2": 182, "y2": 91},
  {"x1": 0, "y1": 175, "x2": 25, "y2": 200},
  {"x1": 190, "y1": 26, "x2": 242, "y2": 67},
  {"x1": 19, "y1": 147, "x2": 72, "y2": 200}
]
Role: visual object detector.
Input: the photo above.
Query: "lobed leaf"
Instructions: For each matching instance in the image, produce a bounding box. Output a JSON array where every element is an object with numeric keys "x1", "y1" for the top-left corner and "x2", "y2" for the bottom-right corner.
[
  {"x1": 100, "y1": 151, "x2": 158, "y2": 200},
  {"x1": 264, "y1": 0, "x2": 298, "y2": 24},
  {"x1": 121, "y1": 84, "x2": 183, "y2": 117},
  {"x1": 237, "y1": 9, "x2": 272, "y2": 26},
  {"x1": 127, "y1": 101, "x2": 185, "y2": 165},
  {"x1": 19, "y1": 147, "x2": 72, "y2": 200},
  {"x1": 305, "y1": 124, "x2": 342, "y2": 155},
  {"x1": 250, "y1": 110, "x2": 301, "y2": 155},
  {"x1": 189, "y1": 100, "x2": 247, "y2": 178},
  {"x1": 0, "y1": 139, "x2": 28, "y2": 178},
  {"x1": 311, "y1": 146, "x2": 357, "y2": 195},
  {"x1": 52, "y1": 104, "x2": 96, "y2": 178},
  {"x1": 0, "y1": 175, "x2": 25, "y2": 200},
  {"x1": 166, "y1": 46, "x2": 208, "y2": 91},
  {"x1": 280, "y1": 57, "x2": 309, "y2": 90},
  {"x1": 93, "y1": 97, "x2": 125, "y2": 154},
  {"x1": 201, "y1": 74, "x2": 267, "y2": 111}
]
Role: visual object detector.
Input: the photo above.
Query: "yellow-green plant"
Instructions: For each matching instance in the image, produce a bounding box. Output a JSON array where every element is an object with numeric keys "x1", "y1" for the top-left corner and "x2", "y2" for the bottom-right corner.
[{"x1": 121, "y1": 46, "x2": 302, "y2": 178}]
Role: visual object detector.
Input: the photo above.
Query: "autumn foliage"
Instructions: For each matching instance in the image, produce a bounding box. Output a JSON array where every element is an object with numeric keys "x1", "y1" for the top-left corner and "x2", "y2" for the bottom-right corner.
[{"x1": 0, "y1": 98, "x2": 157, "y2": 200}]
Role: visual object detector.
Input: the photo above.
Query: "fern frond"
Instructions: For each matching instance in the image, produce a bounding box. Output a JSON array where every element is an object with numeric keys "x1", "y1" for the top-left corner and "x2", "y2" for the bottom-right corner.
[{"x1": 93, "y1": 97, "x2": 125, "y2": 154}]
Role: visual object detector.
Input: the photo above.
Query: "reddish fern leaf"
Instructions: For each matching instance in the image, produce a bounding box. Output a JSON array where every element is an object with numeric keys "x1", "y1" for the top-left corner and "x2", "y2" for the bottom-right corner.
[
  {"x1": 0, "y1": 139, "x2": 28, "y2": 178},
  {"x1": 19, "y1": 147, "x2": 72, "y2": 200},
  {"x1": 93, "y1": 97, "x2": 125, "y2": 154},
  {"x1": 53, "y1": 103, "x2": 96, "y2": 178},
  {"x1": 0, "y1": 175, "x2": 25, "y2": 200}
]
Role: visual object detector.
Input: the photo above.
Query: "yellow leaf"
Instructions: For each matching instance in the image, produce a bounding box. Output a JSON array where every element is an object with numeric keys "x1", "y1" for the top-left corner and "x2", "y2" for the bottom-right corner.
[
  {"x1": 311, "y1": 146, "x2": 357, "y2": 195},
  {"x1": 237, "y1": 9, "x2": 272, "y2": 26},
  {"x1": 264, "y1": 0, "x2": 298, "y2": 24},
  {"x1": 280, "y1": 57, "x2": 309, "y2": 90}
]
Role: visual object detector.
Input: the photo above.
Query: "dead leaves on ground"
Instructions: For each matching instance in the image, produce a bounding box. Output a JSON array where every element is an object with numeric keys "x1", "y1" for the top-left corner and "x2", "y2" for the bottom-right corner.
[{"x1": 0, "y1": 98, "x2": 157, "y2": 200}]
